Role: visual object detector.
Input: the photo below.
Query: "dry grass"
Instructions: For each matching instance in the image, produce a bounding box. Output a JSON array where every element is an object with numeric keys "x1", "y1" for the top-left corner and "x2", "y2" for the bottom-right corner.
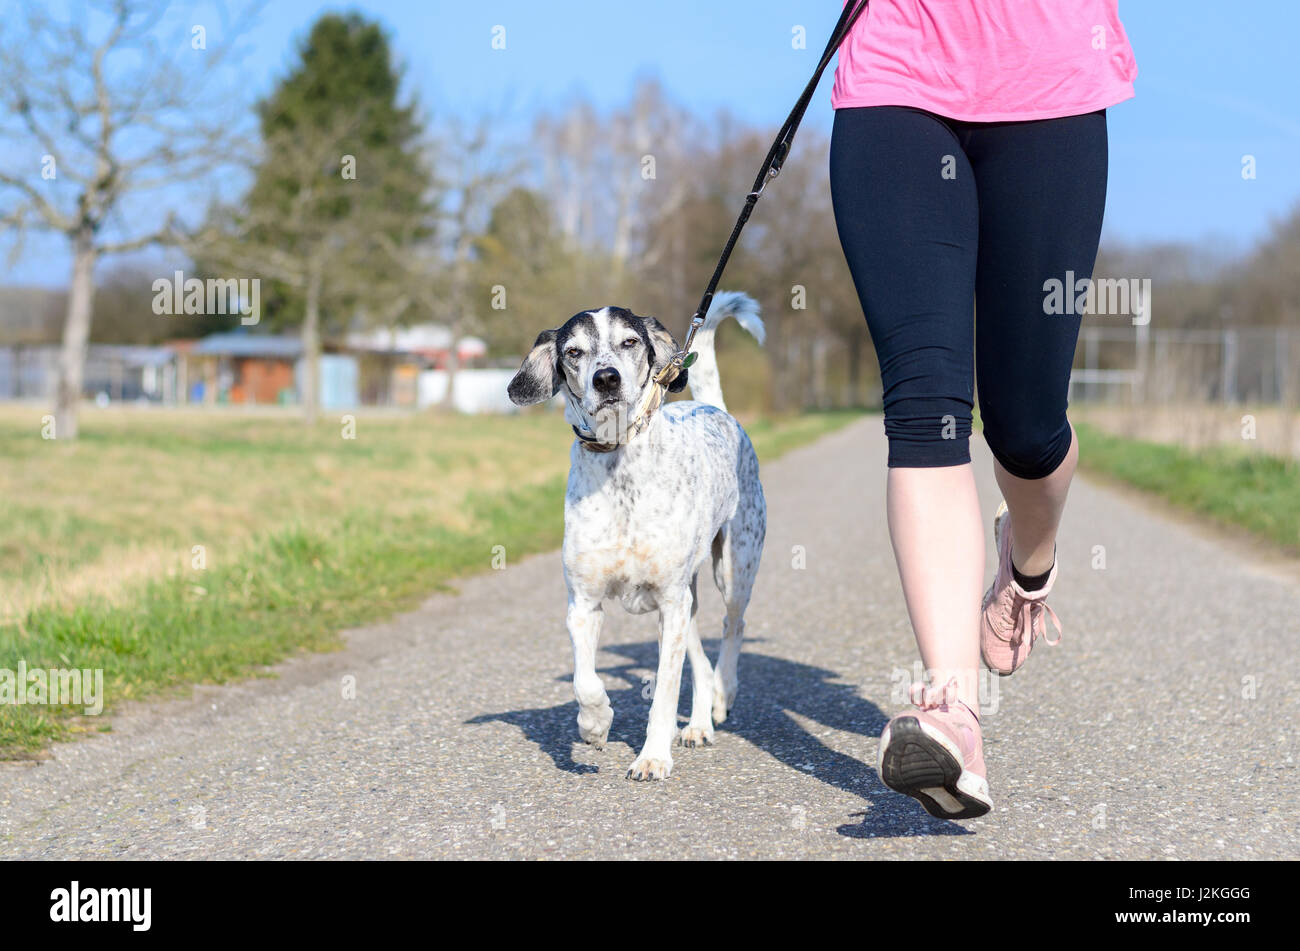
[
  {"x1": 0, "y1": 402, "x2": 864, "y2": 622},
  {"x1": 0, "y1": 403, "x2": 573, "y2": 622},
  {"x1": 1073, "y1": 403, "x2": 1300, "y2": 461}
]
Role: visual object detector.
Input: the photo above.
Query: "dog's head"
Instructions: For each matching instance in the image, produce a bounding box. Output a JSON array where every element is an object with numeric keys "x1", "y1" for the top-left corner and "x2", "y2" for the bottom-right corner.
[{"x1": 508, "y1": 307, "x2": 688, "y2": 432}]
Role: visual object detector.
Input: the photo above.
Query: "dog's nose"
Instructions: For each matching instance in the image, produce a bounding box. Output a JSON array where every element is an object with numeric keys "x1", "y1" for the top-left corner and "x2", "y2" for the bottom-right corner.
[{"x1": 592, "y1": 367, "x2": 621, "y2": 395}]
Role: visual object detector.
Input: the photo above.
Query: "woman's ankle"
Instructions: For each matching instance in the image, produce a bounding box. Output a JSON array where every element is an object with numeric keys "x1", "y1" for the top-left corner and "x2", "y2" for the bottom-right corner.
[{"x1": 917, "y1": 666, "x2": 981, "y2": 718}]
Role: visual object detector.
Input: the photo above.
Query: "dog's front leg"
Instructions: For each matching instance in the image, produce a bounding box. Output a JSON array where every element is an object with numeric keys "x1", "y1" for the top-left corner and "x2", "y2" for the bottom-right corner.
[
  {"x1": 567, "y1": 592, "x2": 612, "y2": 748},
  {"x1": 627, "y1": 592, "x2": 691, "y2": 781}
]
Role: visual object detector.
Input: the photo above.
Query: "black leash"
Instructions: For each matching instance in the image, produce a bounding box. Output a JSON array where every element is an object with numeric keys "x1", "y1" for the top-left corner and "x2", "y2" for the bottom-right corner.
[{"x1": 656, "y1": 0, "x2": 871, "y2": 385}]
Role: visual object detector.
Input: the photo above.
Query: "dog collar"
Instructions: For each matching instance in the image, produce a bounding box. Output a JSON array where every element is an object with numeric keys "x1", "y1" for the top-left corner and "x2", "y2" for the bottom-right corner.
[
  {"x1": 570, "y1": 370, "x2": 667, "y2": 453},
  {"x1": 571, "y1": 423, "x2": 620, "y2": 453}
]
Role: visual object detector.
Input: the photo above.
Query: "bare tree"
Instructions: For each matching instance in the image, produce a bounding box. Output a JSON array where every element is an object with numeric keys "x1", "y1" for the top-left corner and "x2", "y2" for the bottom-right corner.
[
  {"x1": 0, "y1": 0, "x2": 260, "y2": 439},
  {"x1": 608, "y1": 80, "x2": 671, "y2": 281},
  {"x1": 422, "y1": 117, "x2": 518, "y2": 409},
  {"x1": 535, "y1": 103, "x2": 601, "y2": 253}
]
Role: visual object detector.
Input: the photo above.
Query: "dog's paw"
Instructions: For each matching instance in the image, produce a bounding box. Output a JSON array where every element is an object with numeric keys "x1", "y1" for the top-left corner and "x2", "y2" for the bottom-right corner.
[
  {"x1": 577, "y1": 702, "x2": 613, "y2": 748},
  {"x1": 626, "y1": 755, "x2": 672, "y2": 781},
  {"x1": 677, "y1": 725, "x2": 714, "y2": 748},
  {"x1": 713, "y1": 678, "x2": 738, "y2": 724},
  {"x1": 712, "y1": 694, "x2": 737, "y2": 725}
]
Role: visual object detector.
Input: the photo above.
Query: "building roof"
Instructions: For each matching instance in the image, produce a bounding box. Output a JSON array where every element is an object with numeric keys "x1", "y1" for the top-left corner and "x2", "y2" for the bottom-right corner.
[
  {"x1": 191, "y1": 334, "x2": 303, "y2": 358},
  {"x1": 96, "y1": 345, "x2": 176, "y2": 367},
  {"x1": 345, "y1": 323, "x2": 453, "y2": 353},
  {"x1": 457, "y1": 336, "x2": 487, "y2": 358}
]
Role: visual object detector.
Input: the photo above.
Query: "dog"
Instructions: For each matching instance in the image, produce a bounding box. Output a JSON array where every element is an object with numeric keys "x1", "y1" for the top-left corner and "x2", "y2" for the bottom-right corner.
[{"x1": 507, "y1": 292, "x2": 767, "y2": 780}]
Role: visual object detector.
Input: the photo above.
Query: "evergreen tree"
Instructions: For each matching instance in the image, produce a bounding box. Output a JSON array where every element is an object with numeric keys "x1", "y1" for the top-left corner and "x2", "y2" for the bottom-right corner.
[{"x1": 198, "y1": 13, "x2": 433, "y2": 422}]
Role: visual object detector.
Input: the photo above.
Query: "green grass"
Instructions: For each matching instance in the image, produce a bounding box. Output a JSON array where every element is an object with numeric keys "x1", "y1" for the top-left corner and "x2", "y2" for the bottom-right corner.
[
  {"x1": 741, "y1": 408, "x2": 868, "y2": 459},
  {"x1": 0, "y1": 405, "x2": 865, "y2": 756},
  {"x1": 1074, "y1": 422, "x2": 1300, "y2": 554}
]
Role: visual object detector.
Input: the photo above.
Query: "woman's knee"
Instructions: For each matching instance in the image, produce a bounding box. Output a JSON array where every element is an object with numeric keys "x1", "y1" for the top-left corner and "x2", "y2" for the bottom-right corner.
[{"x1": 982, "y1": 415, "x2": 1073, "y2": 480}]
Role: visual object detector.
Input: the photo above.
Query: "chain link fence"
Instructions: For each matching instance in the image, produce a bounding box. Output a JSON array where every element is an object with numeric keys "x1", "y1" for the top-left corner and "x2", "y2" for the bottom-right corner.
[{"x1": 1070, "y1": 325, "x2": 1300, "y2": 459}]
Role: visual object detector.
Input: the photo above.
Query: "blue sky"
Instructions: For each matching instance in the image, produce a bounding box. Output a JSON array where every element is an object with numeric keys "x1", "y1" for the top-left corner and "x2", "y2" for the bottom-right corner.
[{"x1": 4, "y1": 0, "x2": 1298, "y2": 286}]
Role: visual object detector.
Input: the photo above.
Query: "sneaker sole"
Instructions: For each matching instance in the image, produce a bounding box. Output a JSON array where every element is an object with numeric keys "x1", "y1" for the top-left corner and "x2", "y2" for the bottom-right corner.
[{"x1": 878, "y1": 716, "x2": 992, "y2": 820}]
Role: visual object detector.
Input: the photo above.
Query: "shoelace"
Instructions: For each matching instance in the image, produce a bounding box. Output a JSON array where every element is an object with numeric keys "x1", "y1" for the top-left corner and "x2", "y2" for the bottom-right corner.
[
  {"x1": 1007, "y1": 589, "x2": 1063, "y2": 650},
  {"x1": 909, "y1": 677, "x2": 959, "y2": 711}
]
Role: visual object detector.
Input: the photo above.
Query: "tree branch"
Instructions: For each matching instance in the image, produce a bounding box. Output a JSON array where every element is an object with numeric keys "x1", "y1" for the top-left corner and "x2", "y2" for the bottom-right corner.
[{"x1": 0, "y1": 172, "x2": 76, "y2": 232}]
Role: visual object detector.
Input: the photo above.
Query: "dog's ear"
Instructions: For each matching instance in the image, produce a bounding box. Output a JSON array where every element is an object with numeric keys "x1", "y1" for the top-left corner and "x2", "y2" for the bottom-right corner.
[
  {"x1": 641, "y1": 316, "x2": 689, "y2": 394},
  {"x1": 508, "y1": 329, "x2": 561, "y2": 405}
]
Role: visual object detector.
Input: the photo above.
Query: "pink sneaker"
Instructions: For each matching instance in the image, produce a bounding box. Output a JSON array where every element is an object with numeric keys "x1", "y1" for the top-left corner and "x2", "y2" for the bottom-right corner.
[
  {"x1": 877, "y1": 679, "x2": 991, "y2": 819},
  {"x1": 980, "y1": 501, "x2": 1062, "y2": 676}
]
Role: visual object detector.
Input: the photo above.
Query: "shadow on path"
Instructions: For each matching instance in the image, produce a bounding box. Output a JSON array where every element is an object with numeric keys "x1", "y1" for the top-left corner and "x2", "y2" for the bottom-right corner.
[{"x1": 468, "y1": 638, "x2": 972, "y2": 838}]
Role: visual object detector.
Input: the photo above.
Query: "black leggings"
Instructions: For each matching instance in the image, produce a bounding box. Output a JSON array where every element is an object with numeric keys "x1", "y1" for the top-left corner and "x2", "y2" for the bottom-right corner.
[{"x1": 829, "y1": 105, "x2": 1108, "y2": 478}]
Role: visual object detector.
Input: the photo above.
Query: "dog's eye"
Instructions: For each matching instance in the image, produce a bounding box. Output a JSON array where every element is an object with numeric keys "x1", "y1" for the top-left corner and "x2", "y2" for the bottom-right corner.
[
  {"x1": 565, "y1": 347, "x2": 582, "y2": 359},
  {"x1": 621, "y1": 338, "x2": 638, "y2": 349}
]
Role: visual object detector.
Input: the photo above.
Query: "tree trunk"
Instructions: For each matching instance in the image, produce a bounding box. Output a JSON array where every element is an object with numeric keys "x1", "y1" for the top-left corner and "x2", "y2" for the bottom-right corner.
[
  {"x1": 812, "y1": 334, "x2": 829, "y2": 409},
  {"x1": 439, "y1": 328, "x2": 461, "y2": 412},
  {"x1": 611, "y1": 181, "x2": 633, "y2": 284},
  {"x1": 440, "y1": 244, "x2": 471, "y2": 411},
  {"x1": 302, "y1": 259, "x2": 322, "y2": 425},
  {"x1": 794, "y1": 333, "x2": 813, "y2": 410},
  {"x1": 1281, "y1": 325, "x2": 1297, "y2": 461},
  {"x1": 847, "y1": 324, "x2": 863, "y2": 407},
  {"x1": 54, "y1": 228, "x2": 97, "y2": 440},
  {"x1": 769, "y1": 314, "x2": 791, "y2": 414}
]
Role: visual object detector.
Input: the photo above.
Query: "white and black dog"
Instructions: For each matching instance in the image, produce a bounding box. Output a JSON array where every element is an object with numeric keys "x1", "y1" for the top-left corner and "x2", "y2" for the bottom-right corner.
[{"x1": 508, "y1": 292, "x2": 766, "y2": 780}]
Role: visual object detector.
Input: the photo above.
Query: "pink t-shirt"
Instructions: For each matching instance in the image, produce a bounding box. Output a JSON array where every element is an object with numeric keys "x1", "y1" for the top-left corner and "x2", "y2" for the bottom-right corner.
[{"x1": 831, "y1": 0, "x2": 1137, "y2": 122}]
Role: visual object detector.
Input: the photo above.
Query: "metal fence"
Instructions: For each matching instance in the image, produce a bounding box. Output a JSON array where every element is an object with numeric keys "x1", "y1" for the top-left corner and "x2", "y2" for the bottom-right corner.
[
  {"x1": 0, "y1": 345, "x2": 174, "y2": 402},
  {"x1": 1069, "y1": 326, "x2": 1298, "y2": 406}
]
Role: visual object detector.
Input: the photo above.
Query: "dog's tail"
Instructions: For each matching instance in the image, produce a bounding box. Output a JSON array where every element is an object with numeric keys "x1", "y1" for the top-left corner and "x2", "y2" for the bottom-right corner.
[{"x1": 685, "y1": 291, "x2": 764, "y2": 413}]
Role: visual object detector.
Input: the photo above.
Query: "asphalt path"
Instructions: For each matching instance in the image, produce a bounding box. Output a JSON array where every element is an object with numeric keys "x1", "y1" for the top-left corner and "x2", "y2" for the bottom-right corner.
[{"x1": 2, "y1": 416, "x2": 1296, "y2": 859}]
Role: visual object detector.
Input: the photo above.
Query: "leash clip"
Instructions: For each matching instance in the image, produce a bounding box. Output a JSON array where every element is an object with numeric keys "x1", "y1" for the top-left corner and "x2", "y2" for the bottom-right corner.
[
  {"x1": 653, "y1": 349, "x2": 696, "y2": 386},
  {"x1": 655, "y1": 306, "x2": 707, "y2": 385},
  {"x1": 747, "y1": 166, "x2": 780, "y2": 201},
  {"x1": 749, "y1": 144, "x2": 788, "y2": 199}
]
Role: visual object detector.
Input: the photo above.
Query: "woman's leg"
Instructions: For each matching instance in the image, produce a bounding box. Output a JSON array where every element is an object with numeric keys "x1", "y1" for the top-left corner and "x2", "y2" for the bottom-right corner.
[
  {"x1": 967, "y1": 111, "x2": 1109, "y2": 580},
  {"x1": 830, "y1": 106, "x2": 983, "y2": 713},
  {"x1": 993, "y1": 430, "x2": 1077, "y2": 578},
  {"x1": 887, "y1": 465, "x2": 985, "y2": 713}
]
